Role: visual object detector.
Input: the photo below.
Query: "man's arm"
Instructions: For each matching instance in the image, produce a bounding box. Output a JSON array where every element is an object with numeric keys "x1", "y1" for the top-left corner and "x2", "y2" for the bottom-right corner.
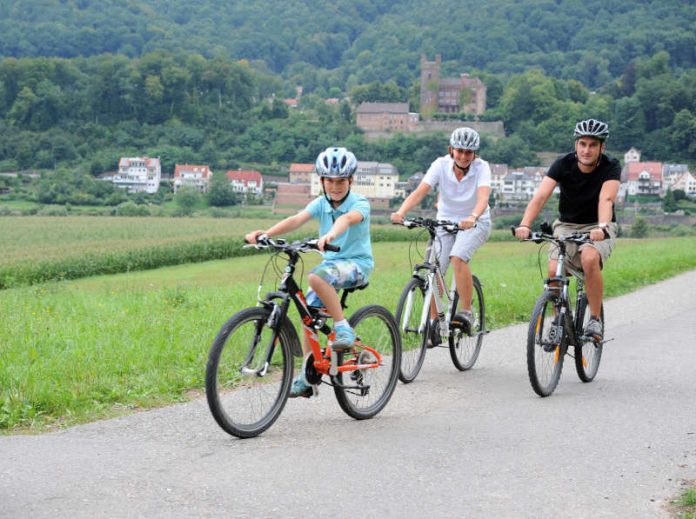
[
  {"x1": 515, "y1": 176, "x2": 557, "y2": 239},
  {"x1": 590, "y1": 179, "x2": 620, "y2": 241}
]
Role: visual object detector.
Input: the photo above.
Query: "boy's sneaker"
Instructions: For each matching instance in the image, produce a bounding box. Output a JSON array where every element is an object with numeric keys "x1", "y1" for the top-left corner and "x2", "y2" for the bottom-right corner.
[
  {"x1": 332, "y1": 324, "x2": 355, "y2": 352},
  {"x1": 584, "y1": 317, "x2": 603, "y2": 342},
  {"x1": 451, "y1": 310, "x2": 472, "y2": 335},
  {"x1": 289, "y1": 375, "x2": 313, "y2": 398}
]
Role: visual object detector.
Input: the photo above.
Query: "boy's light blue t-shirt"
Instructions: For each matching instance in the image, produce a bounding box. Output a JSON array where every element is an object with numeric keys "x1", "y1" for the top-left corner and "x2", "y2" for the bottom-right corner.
[{"x1": 305, "y1": 192, "x2": 374, "y2": 277}]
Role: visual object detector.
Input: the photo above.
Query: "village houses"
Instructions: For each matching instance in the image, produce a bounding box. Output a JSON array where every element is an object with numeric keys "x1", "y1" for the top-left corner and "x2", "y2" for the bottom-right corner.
[{"x1": 226, "y1": 169, "x2": 264, "y2": 196}]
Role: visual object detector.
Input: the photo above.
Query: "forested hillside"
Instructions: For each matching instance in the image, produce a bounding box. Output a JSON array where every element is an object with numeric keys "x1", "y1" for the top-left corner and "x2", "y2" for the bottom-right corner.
[
  {"x1": 0, "y1": 0, "x2": 695, "y2": 207},
  {"x1": 2, "y1": 0, "x2": 695, "y2": 90}
]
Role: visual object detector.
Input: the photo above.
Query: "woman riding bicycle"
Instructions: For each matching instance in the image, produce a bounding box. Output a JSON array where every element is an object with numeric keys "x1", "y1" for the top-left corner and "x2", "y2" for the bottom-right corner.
[
  {"x1": 245, "y1": 147, "x2": 373, "y2": 398},
  {"x1": 390, "y1": 127, "x2": 492, "y2": 334}
]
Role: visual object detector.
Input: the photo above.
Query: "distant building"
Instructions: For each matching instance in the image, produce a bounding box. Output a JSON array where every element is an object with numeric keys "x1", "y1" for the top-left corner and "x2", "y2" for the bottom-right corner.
[
  {"x1": 273, "y1": 183, "x2": 314, "y2": 214},
  {"x1": 489, "y1": 163, "x2": 510, "y2": 196},
  {"x1": 310, "y1": 161, "x2": 399, "y2": 200},
  {"x1": 671, "y1": 172, "x2": 696, "y2": 198},
  {"x1": 114, "y1": 157, "x2": 161, "y2": 194},
  {"x1": 624, "y1": 147, "x2": 641, "y2": 164},
  {"x1": 173, "y1": 164, "x2": 212, "y2": 193},
  {"x1": 623, "y1": 162, "x2": 663, "y2": 197},
  {"x1": 420, "y1": 54, "x2": 486, "y2": 116},
  {"x1": 288, "y1": 163, "x2": 315, "y2": 184},
  {"x1": 226, "y1": 169, "x2": 264, "y2": 196},
  {"x1": 663, "y1": 164, "x2": 690, "y2": 190},
  {"x1": 500, "y1": 167, "x2": 546, "y2": 201},
  {"x1": 355, "y1": 102, "x2": 418, "y2": 133}
]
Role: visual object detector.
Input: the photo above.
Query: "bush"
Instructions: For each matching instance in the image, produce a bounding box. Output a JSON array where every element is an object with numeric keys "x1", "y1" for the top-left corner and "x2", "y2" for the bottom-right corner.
[
  {"x1": 37, "y1": 205, "x2": 68, "y2": 216},
  {"x1": 114, "y1": 202, "x2": 151, "y2": 217}
]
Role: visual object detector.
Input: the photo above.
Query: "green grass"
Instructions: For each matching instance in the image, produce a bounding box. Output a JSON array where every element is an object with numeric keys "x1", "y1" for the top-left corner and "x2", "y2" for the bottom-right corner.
[
  {"x1": 671, "y1": 486, "x2": 696, "y2": 519},
  {"x1": 1, "y1": 237, "x2": 695, "y2": 432}
]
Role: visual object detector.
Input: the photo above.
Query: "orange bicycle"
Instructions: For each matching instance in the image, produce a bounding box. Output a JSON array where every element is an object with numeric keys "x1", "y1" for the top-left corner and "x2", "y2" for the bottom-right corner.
[{"x1": 205, "y1": 236, "x2": 401, "y2": 438}]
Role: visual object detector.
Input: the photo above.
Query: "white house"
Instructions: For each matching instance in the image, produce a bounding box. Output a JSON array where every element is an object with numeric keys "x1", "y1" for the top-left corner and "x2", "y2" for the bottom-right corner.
[
  {"x1": 113, "y1": 157, "x2": 161, "y2": 194},
  {"x1": 173, "y1": 164, "x2": 212, "y2": 193},
  {"x1": 226, "y1": 169, "x2": 264, "y2": 195}
]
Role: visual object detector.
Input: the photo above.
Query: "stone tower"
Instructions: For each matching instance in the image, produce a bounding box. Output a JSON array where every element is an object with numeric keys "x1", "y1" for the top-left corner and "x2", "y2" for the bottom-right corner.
[{"x1": 420, "y1": 54, "x2": 441, "y2": 116}]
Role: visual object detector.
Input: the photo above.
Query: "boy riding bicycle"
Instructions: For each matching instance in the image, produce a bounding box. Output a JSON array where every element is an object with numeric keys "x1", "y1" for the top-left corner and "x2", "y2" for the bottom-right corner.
[{"x1": 245, "y1": 147, "x2": 373, "y2": 398}]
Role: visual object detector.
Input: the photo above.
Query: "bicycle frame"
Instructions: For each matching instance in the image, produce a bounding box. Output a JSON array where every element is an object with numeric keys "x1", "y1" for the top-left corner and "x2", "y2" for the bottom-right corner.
[{"x1": 255, "y1": 247, "x2": 382, "y2": 382}]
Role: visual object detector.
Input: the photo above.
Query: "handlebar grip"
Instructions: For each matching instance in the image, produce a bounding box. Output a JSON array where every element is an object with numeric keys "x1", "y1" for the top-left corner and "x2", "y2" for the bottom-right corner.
[
  {"x1": 510, "y1": 226, "x2": 516, "y2": 237},
  {"x1": 324, "y1": 243, "x2": 340, "y2": 252}
]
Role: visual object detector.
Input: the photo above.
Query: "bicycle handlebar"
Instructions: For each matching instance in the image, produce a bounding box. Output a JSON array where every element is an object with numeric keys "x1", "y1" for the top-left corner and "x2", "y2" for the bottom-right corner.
[
  {"x1": 396, "y1": 217, "x2": 460, "y2": 234},
  {"x1": 509, "y1": 225, "x2": 592, "y2": 245},
  {"x1": 244, "y1": 235, "x2": 341, "y2": 253}
]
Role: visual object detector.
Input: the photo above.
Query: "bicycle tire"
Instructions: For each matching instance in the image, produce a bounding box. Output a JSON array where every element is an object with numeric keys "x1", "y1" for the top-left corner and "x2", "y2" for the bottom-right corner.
[
  {"x1": 449, "y1": 275, "x2": 485, "y2": 371},
  {"x1": 333, "y1": 305, "x2": 401, "y2": 420},
  {"x1": 395, "y1": 277, "x2": 429, "y2": 383},
  {"x1": 205, "y1": 306, "x2": 297, "y2": 438},
  {"x1": 527, "y1": 291, "x2": 567, "y2": 397},
  {"x1": 574, "y1": 296, "x2": 604, "y2": 382}
]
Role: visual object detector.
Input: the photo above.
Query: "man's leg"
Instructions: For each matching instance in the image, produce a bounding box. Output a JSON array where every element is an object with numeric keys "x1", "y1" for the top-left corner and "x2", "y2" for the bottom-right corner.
[{"x1": 580, "y1": 247, "x2": 603, "y2": 318}]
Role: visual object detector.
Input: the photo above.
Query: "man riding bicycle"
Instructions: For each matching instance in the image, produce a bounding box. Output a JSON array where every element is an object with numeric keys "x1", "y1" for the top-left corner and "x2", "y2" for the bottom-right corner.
[
  {"x1": 245, "y1": 147, "x2": 373, "y2": 398},
  {"x1": 390, "y1": 127, "x2": 492, "y2": 335},
  {"x1": 514, "y1": 119, "x2": 621, "y2": 342}
]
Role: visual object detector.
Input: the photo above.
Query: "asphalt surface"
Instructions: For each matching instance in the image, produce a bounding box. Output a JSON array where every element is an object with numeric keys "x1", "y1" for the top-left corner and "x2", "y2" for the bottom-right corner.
[{"x1": 2, "y1": 269, "x2": 695, "y2": 518}]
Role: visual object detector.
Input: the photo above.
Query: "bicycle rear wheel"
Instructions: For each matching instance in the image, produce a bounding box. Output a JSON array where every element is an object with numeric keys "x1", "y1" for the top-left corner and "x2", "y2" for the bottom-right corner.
[
  {"x1": 449, "y1": 275, "x2": 485, "y2": 371},
  {"x1": 527, "y1": 291, "x2": 566, "y2": 397},
  {"x1": 334, "y1": 305, "x2": 401, "y2": 420},
  {"x1": 574, "y1": 295, "x2": 604, "y2": 382},
  {"x1": 395, "y1": 277, "x2": 429, "y2": 383},
  {"x1": 205, "y1": 306, "x2": 297, "y2": 438}
]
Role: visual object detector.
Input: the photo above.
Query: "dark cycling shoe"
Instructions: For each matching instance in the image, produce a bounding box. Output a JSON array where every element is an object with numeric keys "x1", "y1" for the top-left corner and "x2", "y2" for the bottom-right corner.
[
  {"x1": 584, "y1": 317, "x2": 603, "y2": 342},
  {"x1": 427, "y1": 319, "x2": 441, "y2": 348},
  {"x1": 451, "y1": 311, "x2": 472, "y2": 335}
]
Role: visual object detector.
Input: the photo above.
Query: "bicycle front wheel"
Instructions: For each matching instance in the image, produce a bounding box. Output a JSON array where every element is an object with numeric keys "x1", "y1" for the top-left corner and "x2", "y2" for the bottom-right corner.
[
  {"x1": 395, "y1": 277, "x2": 429, "y2": 383},
  {"x1": 574, "y1": 295, "x2": 604, "y2": 382},
  {"x1": 205, "y1": 306, "x2": 296, "y2": 438},
  {"x1": 449, "y1": 275, "x2": 485, "y2": 371},
  {"x1": 527, "y1": 291, "x2": 566, "y2": 397},
  {"x1": 334, "y1": 305, "x2": 401, "y2": 420}
]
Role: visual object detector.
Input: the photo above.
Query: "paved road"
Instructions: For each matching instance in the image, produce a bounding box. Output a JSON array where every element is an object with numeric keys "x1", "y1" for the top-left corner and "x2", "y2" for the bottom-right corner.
[{"x1": 2, "y1": 270, "x2": 695, "y2": 518}]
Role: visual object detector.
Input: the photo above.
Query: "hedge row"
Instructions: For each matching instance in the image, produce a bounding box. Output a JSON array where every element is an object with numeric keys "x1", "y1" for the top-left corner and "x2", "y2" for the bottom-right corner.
[{"x1": 0, "y1": 227, "x2": 514, "y2": 289}]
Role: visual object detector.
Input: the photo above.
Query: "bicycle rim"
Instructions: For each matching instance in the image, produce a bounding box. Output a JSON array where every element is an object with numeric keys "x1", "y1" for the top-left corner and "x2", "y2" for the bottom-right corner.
[
  {"x1": 527, "y1": 293, "x2": 565, "y2": 397},
  {"x1": 449, "y1": 276, "x2": 485, "y2": 371},
  {"x1": 334, "y1": 305, "x2": 401, "y2": 420},
  {"x1": 395, "y1": 278, "x2": 428, "y2": 383},
  {"x1": 574, "y1": 297, "x2": 603, "y2": 382},
  {"x1": 205, "y1": 307, "x2": 294, "y2": 438}
]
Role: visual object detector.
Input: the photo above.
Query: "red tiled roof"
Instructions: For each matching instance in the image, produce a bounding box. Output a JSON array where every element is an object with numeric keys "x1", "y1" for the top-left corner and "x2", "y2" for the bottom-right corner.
[
  {"x1": 173, "y1": 164, "x2": 211, "y2": 179},
  {"x1": 289, "y1": 163, "x2": 314, "y2": 173},
  {"x1": 226, "y1": 169, "x2": 263, "y2": 183},
  {"x1": 625, "y1": 162, "x2": 662, "y2": 182}
]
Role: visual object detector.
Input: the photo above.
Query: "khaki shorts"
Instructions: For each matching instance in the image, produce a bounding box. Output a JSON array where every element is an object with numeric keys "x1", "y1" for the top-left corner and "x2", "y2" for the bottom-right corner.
[{"x1": 548, "y1": 220, "x2": 617, "y2": 272}]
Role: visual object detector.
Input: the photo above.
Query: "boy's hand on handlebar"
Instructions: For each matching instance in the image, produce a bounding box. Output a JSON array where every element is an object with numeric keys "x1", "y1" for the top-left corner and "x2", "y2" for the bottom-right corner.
[
  {"x1": 317, "y1": 232, "x2": 337, "y2": 252},
  {"x1": 589, "y1": 227, "x2": 605, "y2": 242}
]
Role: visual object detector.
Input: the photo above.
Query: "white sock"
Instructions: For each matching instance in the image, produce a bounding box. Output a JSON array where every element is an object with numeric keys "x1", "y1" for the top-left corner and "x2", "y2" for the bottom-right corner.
[{"x1": 334, "y1": 319, "x2": 349, "y2": 329}]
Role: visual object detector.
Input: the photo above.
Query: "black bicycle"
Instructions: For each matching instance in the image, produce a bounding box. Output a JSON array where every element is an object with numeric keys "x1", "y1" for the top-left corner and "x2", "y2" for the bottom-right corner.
[
  {"x1": 394, "y1": 218, "x2": 486, "y2": 383},
  {"x1": 514, "y1": 224, "x2": 605, "y2": 397},
  {"x1": 205, "y1": 236, "x2": 401, "y2": 438}
]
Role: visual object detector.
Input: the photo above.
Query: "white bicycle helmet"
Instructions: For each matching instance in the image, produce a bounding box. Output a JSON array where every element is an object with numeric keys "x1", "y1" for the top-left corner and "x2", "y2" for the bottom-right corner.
[
  {"x1": 315, "y1": 147, "x2": 358, "y2": 177},
  {"x1": 574, "y1": 119, "x2": 609, "y2": 141},
  {"x1": 449, "y1": 127, "x2": 480, "y2": 151}
]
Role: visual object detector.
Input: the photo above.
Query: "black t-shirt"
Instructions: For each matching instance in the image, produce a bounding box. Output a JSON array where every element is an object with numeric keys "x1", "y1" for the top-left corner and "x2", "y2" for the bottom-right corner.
[{"x1": 546, "y1": 152, "x2": 621, "y2": 224}]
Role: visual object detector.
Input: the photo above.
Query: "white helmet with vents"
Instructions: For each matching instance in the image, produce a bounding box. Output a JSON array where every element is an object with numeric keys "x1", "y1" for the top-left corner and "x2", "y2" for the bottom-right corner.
[
  {"x1": 449, "y1": 127, "x2": 480, "y2": 151},
  {"x1": 315, "y1": 147, "x2": 358, "y2": 177},
  {"x1": 574, "y1": 119, "x2": 609, "y2": 141}
]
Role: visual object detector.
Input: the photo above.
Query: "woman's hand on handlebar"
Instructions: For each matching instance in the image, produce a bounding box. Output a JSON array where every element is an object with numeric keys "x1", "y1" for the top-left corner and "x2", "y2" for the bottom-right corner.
[{"x1": 244, "y1": 230, "x2": 266, "y2": 244}]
